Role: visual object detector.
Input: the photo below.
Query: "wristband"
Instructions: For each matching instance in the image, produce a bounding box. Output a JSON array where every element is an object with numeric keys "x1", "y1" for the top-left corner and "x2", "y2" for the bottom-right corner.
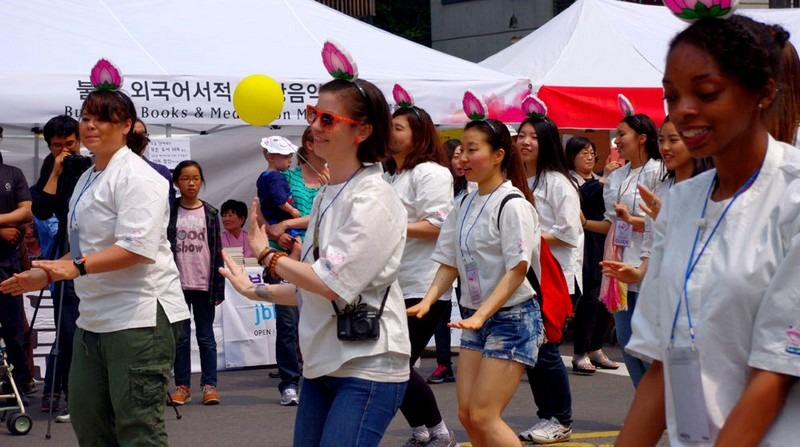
[
  {"x1": 257, "y1": 247, "x2": 275, "y2": 266},
  {"x1": 44, "y1": 270, "x2": 53, "y2": 284},
  {"x1": 268, "y1": 252, "x2": 287, "y2": 281}
]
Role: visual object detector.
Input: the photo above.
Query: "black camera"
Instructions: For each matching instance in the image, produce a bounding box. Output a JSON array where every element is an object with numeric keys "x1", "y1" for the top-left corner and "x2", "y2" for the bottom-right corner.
[
  {"x1": 336, "y1": 308, "x2": 380, "y2": 341},
  {"x1": 63, "y1": 154, "x2": 92, "y2": 176}
]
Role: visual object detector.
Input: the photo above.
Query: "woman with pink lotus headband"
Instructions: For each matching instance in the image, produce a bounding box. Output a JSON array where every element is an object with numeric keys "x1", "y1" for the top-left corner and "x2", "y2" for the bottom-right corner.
[
  {"x1": 220, "y1": 41, "x2": 410, "y2": 447},
  {"x1": 409, "y1": 91, "x2": 542, "y2": 446},
  {"x1": 617, "y1": 2, "x2": 800, "y2": 445},
  {"x1": 0, "y1": 59, "x2": 189, "y2": 446},
  {"x1": 384, "y1": 84, "x2": 457, "y2": 447}
]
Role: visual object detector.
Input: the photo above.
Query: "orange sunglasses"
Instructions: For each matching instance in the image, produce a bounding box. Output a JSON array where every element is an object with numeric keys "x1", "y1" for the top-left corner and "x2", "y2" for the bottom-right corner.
[{"x1": 306, "y1": 105, "x2": 361, "y2": 131}]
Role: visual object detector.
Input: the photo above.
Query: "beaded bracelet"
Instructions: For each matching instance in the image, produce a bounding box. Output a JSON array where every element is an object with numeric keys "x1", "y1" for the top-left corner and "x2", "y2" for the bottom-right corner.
[
  {"x1": 257, "y1": 247, "x2": 275, "y2": 266},
  {"x1": 268, "y1": 252, "x2": 288, "y2": 281}
]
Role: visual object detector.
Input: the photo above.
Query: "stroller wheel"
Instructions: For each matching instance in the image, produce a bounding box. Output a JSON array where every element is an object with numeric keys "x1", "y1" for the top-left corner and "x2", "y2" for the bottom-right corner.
[{"x1": 7, "y1": 412, "x2": 32, "y2": 435}]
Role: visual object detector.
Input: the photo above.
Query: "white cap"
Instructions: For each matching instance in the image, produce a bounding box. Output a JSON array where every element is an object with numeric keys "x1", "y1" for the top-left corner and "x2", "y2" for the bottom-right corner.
[{"x1": 260, "y1": 136, "x2": 297, "y2": 155}]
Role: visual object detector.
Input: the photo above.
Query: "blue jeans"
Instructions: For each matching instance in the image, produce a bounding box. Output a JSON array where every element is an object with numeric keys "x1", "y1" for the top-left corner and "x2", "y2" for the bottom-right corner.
[
  {"x1": 614, "y1": 291, "x2": 648, "y2": 388},
  {"x1": 174, "y1": 290, "x2": 217, "y2": 388},
  {"x1": 526, "y1": 342, "x2": 572, "y2": 426},
  {"x1": 275, "y1": 304, "x2": 300, "y2": 393},
  {"x1": 294, "y1": 376, "x2": 407, "y2": 447}
]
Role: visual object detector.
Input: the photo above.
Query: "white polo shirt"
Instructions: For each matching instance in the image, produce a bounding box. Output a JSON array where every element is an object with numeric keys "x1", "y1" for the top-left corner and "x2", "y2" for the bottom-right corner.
[
  {"x1": 384, "y1": 162, "x2": 453, "y2": 299},
  {"x1": 69, "y1": 147, "x2": 189, "y2": 333},
  {"x1": 432, "y1": 181, "x2": 540, "y2": 310},
  {"x1": 628, "y1": 137, "x2": 800, "y2": 446},
  {"x1": 301, "y1": 163, "x2": 410, "y2": 381},
  {"x1": 602, "y1": 159, "x2": 663, "y2": 292},
  {"x1": 528, "y1": 171, "x2": 584, "y2": 295}
]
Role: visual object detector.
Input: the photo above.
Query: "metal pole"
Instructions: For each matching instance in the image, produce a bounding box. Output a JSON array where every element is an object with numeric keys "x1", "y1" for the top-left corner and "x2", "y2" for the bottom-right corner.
[
  {"x1": 166, "y1": 123, "x2": 172, "y2": 138},
  {"x1": 33, "y1": 125, "x2": 40, "y2": 178}
]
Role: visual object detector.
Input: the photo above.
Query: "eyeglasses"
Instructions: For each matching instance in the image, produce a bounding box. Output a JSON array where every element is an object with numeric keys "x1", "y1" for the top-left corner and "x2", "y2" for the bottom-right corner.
[
  {"x1": 578, "y1": 148, "x2": 597, "y2": 157},
  {"x1": 306, "y1": 105, "x2": 361, "y2": 131},
  {"x1": 49, "y1": 140, "x2": 79, "y2": 151},
  {"x1": 178, "y1": 176, "x2": 202, "y2": 183}
]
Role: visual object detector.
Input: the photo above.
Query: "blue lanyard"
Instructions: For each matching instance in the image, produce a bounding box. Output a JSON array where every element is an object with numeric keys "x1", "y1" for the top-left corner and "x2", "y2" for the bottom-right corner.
[
  {"x1": 70, "y1": 169, "x2": 103, "y2": 227},
  {"x1": 616, "y1": 160, "x2": 649, "y2": 213},
  {"x1": 670, "y1": 166, "x2": 762, "y2": 345},
  {"x1": 458, "y1": 183, "x2": 503, "y2": 259},
  {"x1": 301, "y1": 165, "x2": 364, "y2": 262}
]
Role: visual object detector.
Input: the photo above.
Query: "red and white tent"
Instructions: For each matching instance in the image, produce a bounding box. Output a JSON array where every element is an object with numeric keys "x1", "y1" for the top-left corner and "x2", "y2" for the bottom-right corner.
[{"x1": 481, "y1": 0, "x2": 800, "y2": 129}]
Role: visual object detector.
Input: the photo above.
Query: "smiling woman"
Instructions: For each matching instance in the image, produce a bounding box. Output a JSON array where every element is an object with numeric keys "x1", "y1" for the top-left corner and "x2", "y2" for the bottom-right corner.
[
  {"x1": 1, "y1": 60, "x2": 189, "y2": 446},
  {"x1": 617, "y1": 13, "x2": 800, "y2": 447}
]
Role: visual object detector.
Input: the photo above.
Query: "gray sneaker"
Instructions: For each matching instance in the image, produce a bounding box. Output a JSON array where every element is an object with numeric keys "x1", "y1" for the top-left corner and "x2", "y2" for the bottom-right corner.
[
  {"x1": 279, "y1": 388, "x2": 299, "y2": 406},
  {"x1": 401, "y1": 436, "x2": 427, "y2": 447},
  {"x1": 518, "y1": 417, "x2": 571, "y2": 444},
  {"x1": 424, "y1": 429, "x2": 459, "y2": 447},
  {"x1": 55, "y1": 407, "x2": 70, "y2": 423}
]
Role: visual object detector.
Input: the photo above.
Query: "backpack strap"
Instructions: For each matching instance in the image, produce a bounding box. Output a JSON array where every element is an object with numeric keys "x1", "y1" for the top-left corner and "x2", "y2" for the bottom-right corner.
[{"x1": 495, "y1": 193, "x2": 543, "y2": 304}]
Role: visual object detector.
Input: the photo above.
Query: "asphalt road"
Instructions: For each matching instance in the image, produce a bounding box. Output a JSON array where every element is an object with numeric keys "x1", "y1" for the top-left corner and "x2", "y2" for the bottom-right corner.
[{"x1": 2, "y1": 343, "x2": 668, "y2": 446}]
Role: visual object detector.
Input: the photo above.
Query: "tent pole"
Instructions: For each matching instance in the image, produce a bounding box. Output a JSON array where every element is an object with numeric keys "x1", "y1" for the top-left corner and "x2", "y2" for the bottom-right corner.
[
  {"x1": 33, "y1": 125, "x2": 40, "y2": 178},
  {"x1": 166, "y1": 124, "x2": 172, "y2": 138}
]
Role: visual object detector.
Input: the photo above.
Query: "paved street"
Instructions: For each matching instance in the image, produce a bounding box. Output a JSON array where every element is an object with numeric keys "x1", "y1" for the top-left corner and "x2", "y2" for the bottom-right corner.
[{"x1": 2, "y1": 343, "x2": 667, "y2": 446}]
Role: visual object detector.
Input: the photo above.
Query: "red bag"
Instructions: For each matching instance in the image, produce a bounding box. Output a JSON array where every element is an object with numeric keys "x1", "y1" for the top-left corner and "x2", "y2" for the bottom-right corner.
[{"x1": 498, "y1": 194, "x2": 573, "y2": 343}]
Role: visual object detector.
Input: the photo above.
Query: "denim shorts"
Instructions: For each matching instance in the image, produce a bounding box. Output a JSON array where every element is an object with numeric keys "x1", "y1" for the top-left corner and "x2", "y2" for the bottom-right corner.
[{"x1": 460, "y1": 299, "x2": 543, "y2": 367}]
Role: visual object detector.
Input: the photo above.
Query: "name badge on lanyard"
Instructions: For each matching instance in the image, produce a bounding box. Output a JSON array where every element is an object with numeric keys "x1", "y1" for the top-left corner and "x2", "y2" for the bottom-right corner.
[
  {"x1": 666, "y1": 346, "x2": 711, "y2": 442},
  {"x1": 613, "y1": 219, "x2": 633, "y2": 247},
  {"x1": 464, "y1": 260, "x2": 482, "y2": 305}
]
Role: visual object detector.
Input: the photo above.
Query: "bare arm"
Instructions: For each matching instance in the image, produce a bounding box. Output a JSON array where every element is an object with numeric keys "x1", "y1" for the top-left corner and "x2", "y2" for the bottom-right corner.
[
  {"x1": 279, "y1": 202, "x2": 301, "y2": 219},
  {"x1": 542, "y1": 232, "x2": 570, "y2": 247},
  {"x1": 0, "y1": 201, "x2": 33, "y2": 227},
  {"x1": 407, "y1": 220, "x2": 441, "y2": 240},
  {"x1": 616, "y1": 360, "x2": 667, "y2": 447},
  {"x1": 714, "y1": 368, "x2": 797, "y2": 447},
  {"x1": 218, "y1": 250, "x2": 298, "y2": 306},
  {"x1": 407, "y1": 264, "x2": 459, "y2": 318},
  {"x1": 583, "y1": 215, "x2": 611, "y2": 235}
]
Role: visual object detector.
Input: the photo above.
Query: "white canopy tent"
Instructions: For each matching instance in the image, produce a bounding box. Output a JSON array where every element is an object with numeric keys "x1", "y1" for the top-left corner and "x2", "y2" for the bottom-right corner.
[
  {"x1": 481, "y1": 0, "x2": 800, "y2": 129},
  {"x1": 0, "y1": 0, "x2": 528, "y2": 208}
]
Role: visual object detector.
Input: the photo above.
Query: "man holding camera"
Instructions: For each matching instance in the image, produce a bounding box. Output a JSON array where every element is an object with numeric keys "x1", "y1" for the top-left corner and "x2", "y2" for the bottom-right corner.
[{"x1": 32, "y1": 115, "x2": 91, "y2": 423}]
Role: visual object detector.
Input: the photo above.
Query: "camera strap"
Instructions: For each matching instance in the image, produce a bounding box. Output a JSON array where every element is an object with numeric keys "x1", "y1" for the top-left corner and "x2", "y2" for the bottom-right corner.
[{"x1": 330, "y1": 286, "x2": 391, "y2": 318}]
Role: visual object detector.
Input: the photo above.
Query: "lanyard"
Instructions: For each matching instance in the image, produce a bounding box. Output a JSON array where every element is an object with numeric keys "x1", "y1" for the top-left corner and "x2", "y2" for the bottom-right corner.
[
  {"x1": 70, "y1": 169, "x2": 103, "y2": 227},
  {"x1": 458, "y1": 183, "x2": 503, "y2": 259},
  {"x1": 301, "y1": 165, "x2": 363, "y2": 262},
  {"x1": 616, "y1": 160, "x2": 649, "y2": 212},
  {"x1": 670, "y1": 166, "x2": 762, "y2": 345}
]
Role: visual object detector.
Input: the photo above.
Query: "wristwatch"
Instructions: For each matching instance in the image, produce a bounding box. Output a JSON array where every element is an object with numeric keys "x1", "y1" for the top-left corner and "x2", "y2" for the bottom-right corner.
[{"x1": 73, "y1": 257, "x2": 88, "y2": 276}]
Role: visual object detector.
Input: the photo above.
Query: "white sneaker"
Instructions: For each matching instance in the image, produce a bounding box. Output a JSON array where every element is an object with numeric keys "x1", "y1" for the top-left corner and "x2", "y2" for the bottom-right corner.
[
  {"x1": 55, "y1": 407, "x2": 70, "y2": 423},
  {"x1": 279, "y1": 388, "x2": 299, "y2": 406},
  {"x1": 518, "y1": 417, "x2": 571, "y2": 444}
]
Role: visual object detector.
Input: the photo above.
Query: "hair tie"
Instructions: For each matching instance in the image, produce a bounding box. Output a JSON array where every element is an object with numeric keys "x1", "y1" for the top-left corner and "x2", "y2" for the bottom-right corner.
[
  {"x1": 618, "y1": 94, "x2": 635, "y2": 118},
  {"x1": 664, "y1": 0, "x2": 738, "y2": 22},
  {"x1": 90, "y1": 59, "x2": 124, "y2": 91},
  {"x1": 521, "y1": 94, "x2": 548, "y2": 119}
]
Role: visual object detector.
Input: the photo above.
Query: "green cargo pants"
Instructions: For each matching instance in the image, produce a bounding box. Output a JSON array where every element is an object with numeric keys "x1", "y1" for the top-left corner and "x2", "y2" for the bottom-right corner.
[{"x1": 69, "y1": 303, "x2": 184, "y2": 447}]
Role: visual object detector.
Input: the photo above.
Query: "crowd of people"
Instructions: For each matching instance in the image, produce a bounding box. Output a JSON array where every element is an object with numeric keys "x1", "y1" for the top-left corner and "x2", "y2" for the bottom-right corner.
[{"x1": 0, "y1": 5, "x2": 799, "y2": 447}]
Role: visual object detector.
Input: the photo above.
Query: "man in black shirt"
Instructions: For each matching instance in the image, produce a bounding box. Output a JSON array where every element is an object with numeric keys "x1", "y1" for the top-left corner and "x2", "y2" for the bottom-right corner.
[
  {"x1": 0, "y1": 126, "x2": 35, "y2": 400},
  {"x1": 31, "y1": 115, "x2": 89, "y2": 421}
]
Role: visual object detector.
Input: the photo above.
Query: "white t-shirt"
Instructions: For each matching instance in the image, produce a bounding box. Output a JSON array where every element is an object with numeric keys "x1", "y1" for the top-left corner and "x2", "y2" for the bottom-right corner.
[
  {"x1": 69, "y1": 147, "x2": 189, "y2": 333},
  {"x1": 301, "y1": 163, "x2": 410, "y2": 381},
  {"x1": 384, "y1": 162, "x2": 453, "y2": 299},
  {"x1": 602, "y1": 159, "x2": 663, "y2": 292},
  {"x1": 528, "y1": 171, "x2": 584, "y2": 295},
  {"x1": 628, "y1": 137, "x2": 800, "y2": 446},
  {"x1": 432, "y1": 181, "x2": 540, "y2": 310}
]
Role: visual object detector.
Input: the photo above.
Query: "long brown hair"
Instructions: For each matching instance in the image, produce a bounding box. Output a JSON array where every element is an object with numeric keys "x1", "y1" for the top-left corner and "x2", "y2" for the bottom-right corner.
[
  {"x1": 764, "y1": 40, "x2": 800, "y2": 144},
  {"x1": 385, "y1": 107, "x2": 448, "y2": 174}
]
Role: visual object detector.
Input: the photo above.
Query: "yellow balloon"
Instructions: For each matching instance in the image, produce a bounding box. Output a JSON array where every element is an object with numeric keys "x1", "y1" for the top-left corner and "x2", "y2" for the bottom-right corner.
[{"x1": 233, "y1": 75, "x2": 285, "y2": 126}]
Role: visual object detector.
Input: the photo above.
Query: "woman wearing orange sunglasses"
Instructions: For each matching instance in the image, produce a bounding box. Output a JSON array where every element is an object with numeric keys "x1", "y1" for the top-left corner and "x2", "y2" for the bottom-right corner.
[{"x1": 221, "y1": 75, "x2": 411, "y2": 446}]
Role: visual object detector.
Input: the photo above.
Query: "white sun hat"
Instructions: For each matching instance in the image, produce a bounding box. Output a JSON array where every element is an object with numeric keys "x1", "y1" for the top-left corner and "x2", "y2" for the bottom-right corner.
[{"x1": 260, "y1": 136, "x2": 298, "y2": 155}]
